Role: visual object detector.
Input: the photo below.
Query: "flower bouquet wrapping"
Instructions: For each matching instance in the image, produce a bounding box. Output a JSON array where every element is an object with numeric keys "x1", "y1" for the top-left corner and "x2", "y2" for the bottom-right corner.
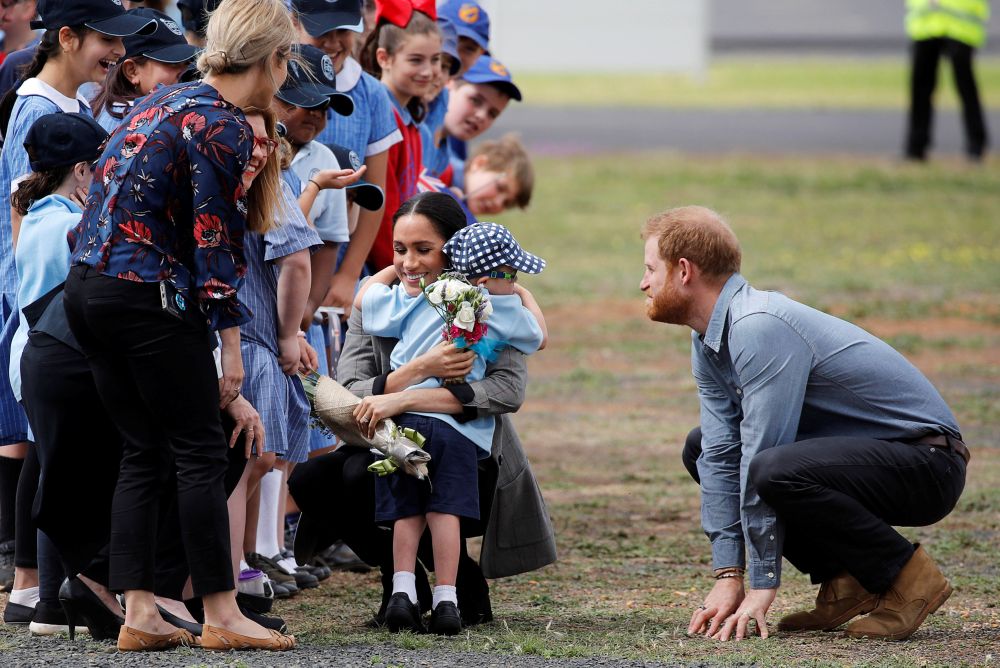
[
  {"x1": 299, "y1": 371, "x2": 431, "y2": 480},
  {"x1": 421, "y1": 271, "x2": 502, "y2": 384}
]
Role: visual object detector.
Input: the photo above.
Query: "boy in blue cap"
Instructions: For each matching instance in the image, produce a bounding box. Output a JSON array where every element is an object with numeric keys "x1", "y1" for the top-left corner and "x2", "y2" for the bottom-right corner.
[{"x1": 437, "y1": 0, "x2": 489, "y2": 75}]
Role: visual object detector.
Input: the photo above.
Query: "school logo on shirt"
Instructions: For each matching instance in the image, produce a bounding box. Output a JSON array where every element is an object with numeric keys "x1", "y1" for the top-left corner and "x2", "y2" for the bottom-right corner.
[
  {"x1": 348, "y1": 150, "x2": 362, "y2": 171},
  {"x1": 458, "y1": 4, "x2": 479, "y2": 23},
  {"x1": 489, "y1": 60, "x2": 508, "y2": 77},
  {"x1": 321, "y1": 55, "x2": 335, "y2": 83},
  {"x1": 160, "y1": 18, "x2": 183, "y2": 36}
]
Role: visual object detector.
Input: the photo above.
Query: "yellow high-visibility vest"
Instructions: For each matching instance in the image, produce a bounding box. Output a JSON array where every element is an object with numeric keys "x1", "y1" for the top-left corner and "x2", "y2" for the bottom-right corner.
[{"x1": 906, "y1": 0, "x2": 990, "y2": 47}]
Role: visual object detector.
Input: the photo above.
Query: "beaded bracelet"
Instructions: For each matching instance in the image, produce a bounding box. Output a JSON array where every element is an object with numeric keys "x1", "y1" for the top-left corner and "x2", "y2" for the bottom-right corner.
[{"x1": 714, "y1": 567, "x2": 745, "y2": 580}]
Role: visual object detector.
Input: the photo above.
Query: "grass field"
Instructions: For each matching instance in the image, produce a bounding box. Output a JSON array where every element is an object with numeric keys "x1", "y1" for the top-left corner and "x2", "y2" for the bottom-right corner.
[
  {"x1": 515, "y1": 57, "x2": 1000, "y2": 110},
  {"x1": 277, "y1": 154, "x2": 1000, "y2": 665}
]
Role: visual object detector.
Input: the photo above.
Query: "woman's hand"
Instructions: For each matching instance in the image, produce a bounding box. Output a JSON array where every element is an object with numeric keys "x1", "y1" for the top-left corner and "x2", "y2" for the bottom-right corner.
[
  {"x1": 277, "y1": 334, "x2": 300, "y2": 375},
  {"x1": 219, "y1": 336, "x2": 244, "y2": 408},
  {"x1": 68, "y1": 185, "x2": 89, "y2": 209},
  {"x1": 353, "y1": 393, "x2": 411, "y2": 439},
  {"x1": 310, "y1": 165, "x2": 366, "y2": 190},
  {"x1": 298, "y1": 335, "x2": 319, "y2": 373},
  {"x1": 414, "y1": 341, "x2": 475, "y2": 381},
  {"x1": 688, "y1": 576, "x2": 746, "y2": 638},
  {"x1": 225, "y1": 394, "x2": 264, "y2": 459}
]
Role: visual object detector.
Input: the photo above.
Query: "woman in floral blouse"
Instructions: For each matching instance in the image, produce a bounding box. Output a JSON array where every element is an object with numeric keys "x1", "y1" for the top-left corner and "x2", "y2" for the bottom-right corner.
[{"x1": 63, "y1": 0, "x2": 298, "y2": 653}]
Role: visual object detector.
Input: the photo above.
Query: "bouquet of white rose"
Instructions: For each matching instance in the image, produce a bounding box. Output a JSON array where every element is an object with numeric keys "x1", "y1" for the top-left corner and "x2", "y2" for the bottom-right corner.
[{"x1": 421, "y1": 271, "x2": 494, "y2": 384}]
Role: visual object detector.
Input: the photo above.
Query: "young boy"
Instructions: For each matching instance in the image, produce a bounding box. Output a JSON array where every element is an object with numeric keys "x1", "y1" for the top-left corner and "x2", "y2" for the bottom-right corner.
[
  {"x1": 359, "y1": 214, "x2": 547, "y2": 635},
  {"x1": 430, "y1": 54, "x2": 522, "y2": 188},
  {"x1": 417, "y1": 133, "x2": 534, "y2": 226},
  {"x1": 437, "y1": 0, "x2": 489, "y2": 75}
]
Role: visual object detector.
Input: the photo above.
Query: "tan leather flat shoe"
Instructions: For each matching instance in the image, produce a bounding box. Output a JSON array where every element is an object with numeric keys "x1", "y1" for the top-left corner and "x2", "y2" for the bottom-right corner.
[
  {"x1": 200, "y1": 624, "x2": 296, "y2": 651},
  {"x1": 117, "y1": 625, "x2": 196, "y2": 651}
]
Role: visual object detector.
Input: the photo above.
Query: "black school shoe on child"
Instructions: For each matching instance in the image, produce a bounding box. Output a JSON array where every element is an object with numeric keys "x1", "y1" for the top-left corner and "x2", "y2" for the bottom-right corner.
[
  {"x1": 429, "y1": 601, "x2": 462, "y2": 636},
  {"x1": 385, "y1": 593, "x2": 424, "y2": 633}
]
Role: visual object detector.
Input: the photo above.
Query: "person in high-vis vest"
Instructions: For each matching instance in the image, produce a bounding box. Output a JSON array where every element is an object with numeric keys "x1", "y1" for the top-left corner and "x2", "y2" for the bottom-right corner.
[{"x1": 905, "y1": 0, "x2": 990, "y2": 161}]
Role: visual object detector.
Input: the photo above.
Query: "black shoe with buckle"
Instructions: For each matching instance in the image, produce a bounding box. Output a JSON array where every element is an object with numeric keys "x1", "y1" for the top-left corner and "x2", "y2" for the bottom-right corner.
[
  {"x1": 429, "y1": 601, "x2": 462, "y2": 636},
  {"x1": 384, "y1": 593, "x2": 423, "y2": 633}
]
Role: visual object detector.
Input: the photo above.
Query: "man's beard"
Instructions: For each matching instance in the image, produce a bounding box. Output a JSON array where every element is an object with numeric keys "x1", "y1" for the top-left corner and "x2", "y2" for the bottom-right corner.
[{"x1": 646, "y1": 284, "x2": 691, "y2": 325}]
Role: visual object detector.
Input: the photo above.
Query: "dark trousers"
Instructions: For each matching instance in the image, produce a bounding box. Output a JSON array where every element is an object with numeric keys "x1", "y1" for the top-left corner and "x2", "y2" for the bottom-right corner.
[
  {"x1": 289, "y1": 445, "x2": 492, "y2": 622},
  {"x1": 64, "y1": 267, "x2": 233, "y2": 596},
  {"x1": 906, "y1": 37, "x2": 989, "y2": 159},
  {"x1": 21, "y1": 334, "x2": 121, "y2": 579},
  {"x1": 682, "y1": 427, "x2": 966, "y2": 593},
  {"x1": 13, "y1": 441, "x2": 38, "y2": 569}
]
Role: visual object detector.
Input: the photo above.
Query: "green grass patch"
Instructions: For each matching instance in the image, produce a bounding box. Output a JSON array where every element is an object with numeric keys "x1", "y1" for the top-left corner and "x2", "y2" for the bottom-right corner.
[{"x1": 517, "y1": 57, "x2": 1000, "y2": 110}]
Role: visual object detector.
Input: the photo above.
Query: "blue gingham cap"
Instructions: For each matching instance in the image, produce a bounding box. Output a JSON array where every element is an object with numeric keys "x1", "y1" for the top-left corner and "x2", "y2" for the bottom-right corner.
[{"x1": 443, "y1": 222, "x2": 545, "y2": 276}]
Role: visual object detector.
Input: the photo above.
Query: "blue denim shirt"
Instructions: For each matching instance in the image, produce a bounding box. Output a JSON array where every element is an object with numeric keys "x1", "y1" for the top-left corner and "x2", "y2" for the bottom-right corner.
[{"x1": 693, "y1": 274, "x2": 961, "y2": 589}]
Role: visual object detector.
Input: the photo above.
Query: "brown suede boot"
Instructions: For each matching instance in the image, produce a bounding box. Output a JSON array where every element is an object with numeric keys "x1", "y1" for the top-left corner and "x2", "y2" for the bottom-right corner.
[
  {"x1": 777, "y1": 572, "x2": 878, "y2": 632},
  {"x1": 845, "y1": 545, "x2": 952, "y2": 641}
]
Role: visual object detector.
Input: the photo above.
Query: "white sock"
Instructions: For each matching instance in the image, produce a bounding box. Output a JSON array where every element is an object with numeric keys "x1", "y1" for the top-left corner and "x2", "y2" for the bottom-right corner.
[
  {"x1": 392, "y1": 571, "x2": 417, "y2": 605},
  {"x1": 9, "y1": 586, "x2": 39, "y2": 608},
  {"x1": 255, "y1": 469, "x2": 282, "y2": 560},
  {"x1": 432, "y1": 584, "x2": 457, "y2": 609},
  {"x1": 239, "y1": 559, "x2": 250, "y2": 572}
]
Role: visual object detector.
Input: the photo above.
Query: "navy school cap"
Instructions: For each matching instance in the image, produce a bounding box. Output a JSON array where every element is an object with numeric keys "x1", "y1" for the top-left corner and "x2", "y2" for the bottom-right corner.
[
  {"x1": 438, "y1": 0, "x2": 489, "y2": 52},
  {"x1": 443, "y1": 222, "x2": 545, "y2": 276},
  {"x1": 23, "y1": 113, "x2": 110, "y2": 172},
  {"x1": 437, "y1": 17, "x2": 461, "y2": 76},
  {"x1": 277, "y1": 44, "x2": 354, "y2": 116},
  {"x1": 32, "y1": 0, "x2": 158, "y2": 37},
  {"x1": 176, "y1": 0, "x2": 222, "y2": 36},
  {"x1": 326, "y1": 143, "x2": 384, "y2": 211},
  {"x1": 461, "y1": 54, "x2": 521, "y2": 101},
  {"x1": 123, "y1": 9, "x2": 200, "y2": 64},
  {"x1": 292, "y1": 0, "x2": 364, "y2": 37}
]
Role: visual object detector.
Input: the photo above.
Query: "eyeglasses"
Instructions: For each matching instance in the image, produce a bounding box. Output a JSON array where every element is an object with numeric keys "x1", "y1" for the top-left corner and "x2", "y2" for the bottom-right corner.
[{"x1": 253, "y1": 136, "x2": 279, "y2": 156}]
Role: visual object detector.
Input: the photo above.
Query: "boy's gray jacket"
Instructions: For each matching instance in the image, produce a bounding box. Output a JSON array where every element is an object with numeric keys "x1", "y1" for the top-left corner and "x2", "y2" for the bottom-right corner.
[{"x1": 338, "y1": 306, "x2": 558, "y2": 578}]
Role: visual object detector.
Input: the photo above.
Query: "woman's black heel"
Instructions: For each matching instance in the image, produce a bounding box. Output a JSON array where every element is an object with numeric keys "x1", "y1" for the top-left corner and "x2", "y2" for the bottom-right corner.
[{"x1": 58, "y1": 577, "x2": 124, "y2": 641}]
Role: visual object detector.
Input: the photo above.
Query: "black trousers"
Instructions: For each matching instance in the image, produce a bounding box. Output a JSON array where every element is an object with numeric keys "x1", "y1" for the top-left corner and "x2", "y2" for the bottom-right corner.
[
  {"x1": 682, "y1": 427, "x2": 966, "y2": 593},
  {"x1": 289, "y1": 445, "x2": 492, "y2": 622},
  {"x1": 906, "y1": 37, "x2": 989, "y2": 159},
  {"x1": 64, "y1": 267, "x2": 233, "y2": 596}
]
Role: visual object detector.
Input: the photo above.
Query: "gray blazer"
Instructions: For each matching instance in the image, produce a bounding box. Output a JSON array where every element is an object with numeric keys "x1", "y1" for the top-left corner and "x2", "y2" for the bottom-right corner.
[{"x1": 337, "y1": 305, "x2": 557, "y2": 578}]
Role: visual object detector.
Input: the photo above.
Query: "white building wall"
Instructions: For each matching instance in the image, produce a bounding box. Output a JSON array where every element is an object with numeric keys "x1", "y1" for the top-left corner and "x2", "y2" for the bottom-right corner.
[{"x1": 477, "y1": 0, "x2": 709, "y2": 75}]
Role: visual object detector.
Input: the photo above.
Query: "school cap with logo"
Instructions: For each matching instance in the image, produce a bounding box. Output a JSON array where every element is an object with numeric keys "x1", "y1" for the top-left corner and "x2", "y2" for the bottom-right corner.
[
  {"x1": 277, "y1": 44, "x2": 355, "y2": 116},
  {"x1": 461, "y1": 54, "x2": 521, "y2": 101},
  {"x1": 437, "y1": 17, "x2": 461, "y2": 76},
  {"x1": 123, "y1": 9, "x2": 200, "y2": 64},
  {"x1": 327, "y1": 144, "x2": 385, "y2": 212},
  {"x1": 23, "y1": 113, "x2": 110, "y2": 172},
  {"x1": 31, "y1": 0, "x2": 158, "y2": 37},
  {"x1": 292, "y1": 0, "x2": 364, "y2": 37},
  {"x1": 438, "y1": 0, "x2": 489, "y2": 52},
  {"x1": 176, "y1": 0, "x2": 222, "y2": 36},
  {"x1": 443, "y1": 222, "x2": 545, "y2": 276}
]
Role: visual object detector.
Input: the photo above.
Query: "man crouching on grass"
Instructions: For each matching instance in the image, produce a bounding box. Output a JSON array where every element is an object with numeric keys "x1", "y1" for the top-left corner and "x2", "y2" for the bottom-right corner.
[{"x1": 640, "y1": 206, "x2": 968, "y2": 642}]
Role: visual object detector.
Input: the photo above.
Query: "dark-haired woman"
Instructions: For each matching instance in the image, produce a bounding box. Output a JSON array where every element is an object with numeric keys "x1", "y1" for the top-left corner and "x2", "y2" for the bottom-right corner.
[
  {"x1": 0, "y1": 1, "x2": 152, "y2": 625},
  {"x1": 290, "y1": 192, "x2": 557, "y2": 629},
  {"x1": 92, "y1": 8, "x2": 198, "y2": 133}
]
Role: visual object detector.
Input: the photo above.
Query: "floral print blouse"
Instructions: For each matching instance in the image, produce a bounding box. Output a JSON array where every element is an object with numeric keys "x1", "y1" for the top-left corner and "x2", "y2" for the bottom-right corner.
[{"x1": 70, "y1": 81, "x2": 254, "y2": 331}]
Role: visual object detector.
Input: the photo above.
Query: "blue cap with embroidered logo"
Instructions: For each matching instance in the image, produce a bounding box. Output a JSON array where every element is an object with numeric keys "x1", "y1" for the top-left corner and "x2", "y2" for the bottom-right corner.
[
  {"x1": 327, "y1": 143, "x2": 385, "y2": 212},
  {"x1": 24, "y1": 113, "x2": 109, "y2": 172},
  {"x1": 461, "y1": 54, "x2": 521, "y2": 102},
  {"x1": 438, "y1": 0, "x2": 489, "y2": 52},
  {"x1": 32, "y1": 0, "x2": 158, "y2": 37},
  {"x1": 292, "y1": 0, "x2": 364, "y2": 37},
  {"x1": 443, "y1": 222, "x2": 545, "y2": 276},
  {"x1": 123, "y1": 9, "x2": 200, "y2": 64},
  {"x1": 277, "y1": 44, "x2": 355, "y2": 117},
  {"x1": 437, "y1": 17, "x2": 461, "y2": 76}
]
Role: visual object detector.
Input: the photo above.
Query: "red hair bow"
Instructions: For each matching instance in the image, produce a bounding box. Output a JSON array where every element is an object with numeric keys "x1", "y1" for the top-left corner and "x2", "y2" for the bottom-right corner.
[{"x1": 375, "y1": 0, "x2": 437, "y2": 28}]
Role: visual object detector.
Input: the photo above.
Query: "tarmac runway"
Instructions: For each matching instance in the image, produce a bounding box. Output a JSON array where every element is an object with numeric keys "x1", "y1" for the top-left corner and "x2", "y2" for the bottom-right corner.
[{"x1": 485, "y1": 106, "x2": 999, "y2": 158}]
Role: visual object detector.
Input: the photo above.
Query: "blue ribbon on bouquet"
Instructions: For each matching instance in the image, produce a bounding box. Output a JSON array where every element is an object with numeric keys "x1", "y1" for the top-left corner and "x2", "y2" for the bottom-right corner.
[{"x1": 453, "y1": 335, "x2": 507, "y2": 363}]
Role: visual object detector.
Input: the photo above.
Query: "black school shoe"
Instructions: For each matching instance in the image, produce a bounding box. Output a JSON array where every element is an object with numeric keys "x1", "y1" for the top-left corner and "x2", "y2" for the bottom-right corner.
[
  {"x1": 385, "y1": 593, "x2": 424, "y2": 633},
  {"x1": 3, "y1": 599, "x2": 34, "y2": 625},
  {"x1": 429, "y1": 601, "x2": 462, "y2": 636},
  {"x1": 28, "y1": 600, "x2": 79, "y2": 637}
]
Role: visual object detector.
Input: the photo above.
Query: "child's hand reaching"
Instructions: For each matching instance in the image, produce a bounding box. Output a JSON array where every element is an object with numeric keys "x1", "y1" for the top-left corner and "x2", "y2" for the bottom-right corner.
[{"x1": 310, "y1": 165, "x2": 367, "y2": 190}]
